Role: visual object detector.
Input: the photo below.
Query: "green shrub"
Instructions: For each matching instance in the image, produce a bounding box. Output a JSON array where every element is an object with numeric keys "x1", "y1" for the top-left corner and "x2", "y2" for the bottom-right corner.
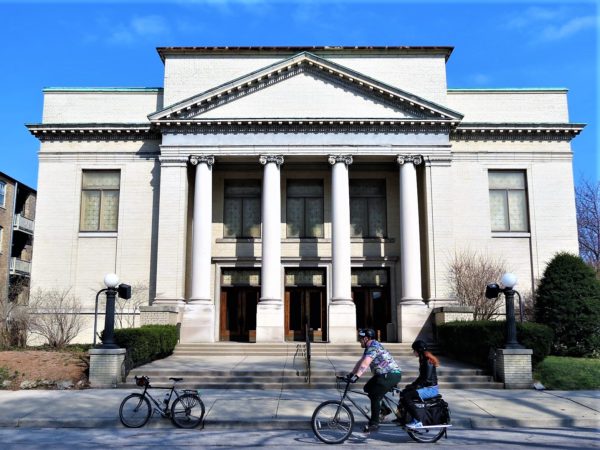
[
  {"x1": 535, "y1": 252, "x2": 600, "y2": 357},
  {"x1": 534, "y1": 356, "x2": 600, "y2": 390},
  {"x1": 437, "y1": 320, "x2": 553, "y2": 368},
  {"x1": 111, "y1": 325, "x2": 178, "y2": 370}
]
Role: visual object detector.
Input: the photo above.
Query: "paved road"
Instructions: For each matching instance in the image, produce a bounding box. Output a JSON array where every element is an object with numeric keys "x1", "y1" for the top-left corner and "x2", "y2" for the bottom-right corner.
[{"x1": 0, "y1": 427, "x2": 598, "y2": 449}]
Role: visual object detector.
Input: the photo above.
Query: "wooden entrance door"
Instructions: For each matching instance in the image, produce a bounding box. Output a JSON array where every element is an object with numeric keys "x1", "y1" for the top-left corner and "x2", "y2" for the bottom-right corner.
[
  {"x1": 219, "y1": 287, "x2": 259, "y2": 341},
  {"x1": 353, "y1": 287, "x2": 391, "y2": 341},
  {"x1": 284, "y1": 288, "x2": 327, "y2": 342}
]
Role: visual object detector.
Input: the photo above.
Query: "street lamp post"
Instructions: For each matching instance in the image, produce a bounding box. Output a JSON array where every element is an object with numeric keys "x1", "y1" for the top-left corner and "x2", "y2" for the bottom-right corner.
[
  {"x1": 486, "y1": 272, "x2": 523, "y2": 349},
  {"x1": 100, "y1": 273, "x2": 120, "y2": 349}
]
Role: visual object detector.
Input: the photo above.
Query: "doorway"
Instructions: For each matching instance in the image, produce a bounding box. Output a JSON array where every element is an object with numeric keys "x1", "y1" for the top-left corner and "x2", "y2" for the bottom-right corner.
[
  {"x1": 352, "y1": 269, "x2": 391, "y2": 341},
  {"x1": 285, "y1": 288, "x2": 327, "y2": 342},
  {"x1": 219, "y1": 287, "x2": 259, "y2": 342}
]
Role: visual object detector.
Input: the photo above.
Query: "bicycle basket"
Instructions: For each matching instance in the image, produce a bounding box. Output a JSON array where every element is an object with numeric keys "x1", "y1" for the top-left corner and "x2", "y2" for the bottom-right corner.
[{"x1": 135, "y1": 376, "x2": 149, "y2": 387}]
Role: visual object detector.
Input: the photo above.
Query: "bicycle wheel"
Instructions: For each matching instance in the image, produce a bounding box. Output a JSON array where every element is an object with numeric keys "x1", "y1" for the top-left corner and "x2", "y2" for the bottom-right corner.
[
  {"x1": 311, "y1": 400, "x2": 355, "y2": 444},
  {"x1": 119, "y1": 393, "x2": 152, "y2": 428},
  {"x1": 171, "y1": 393, "x2": 205, "y2": 428},
  {"x1": 406, "y1": 427, "x2": 445, "y2": 443}
]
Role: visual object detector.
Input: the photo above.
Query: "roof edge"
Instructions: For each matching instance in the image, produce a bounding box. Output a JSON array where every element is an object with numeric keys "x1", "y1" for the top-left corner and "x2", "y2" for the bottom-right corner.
[{"x1": 43, "y1": 87, "x2": 163, "y2": 93}]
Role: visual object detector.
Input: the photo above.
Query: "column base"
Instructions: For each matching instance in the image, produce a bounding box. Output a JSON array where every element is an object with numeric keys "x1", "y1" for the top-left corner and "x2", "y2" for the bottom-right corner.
[
  {"x1": 398, "y1": 301, "x2": 432, "y2": 343},
  {"x1": 256, "y1": 299, "x2": 284, "y2": 342},
  {"x1": 179, "y1": 300, "x2": 215, "y2": 343},
  {"x1": 328, "y1": 300, "x2": 357, "y2": 343}
]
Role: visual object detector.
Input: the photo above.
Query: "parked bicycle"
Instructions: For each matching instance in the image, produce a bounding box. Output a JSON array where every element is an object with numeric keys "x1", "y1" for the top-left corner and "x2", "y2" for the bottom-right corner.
[
  {"x1": 311, "y1": 376, "x2": 451, "y2": 444},
  {"x1": 119, "y1": 376, "x2": 205, "y2": 428}
]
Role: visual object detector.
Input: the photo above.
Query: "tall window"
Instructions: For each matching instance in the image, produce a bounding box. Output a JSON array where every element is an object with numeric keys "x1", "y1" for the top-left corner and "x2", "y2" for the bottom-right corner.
[
  {"x1": 287, "y1": 180, "x2": 324, "y2": 238},
  {"x1": 350, "y1": 180, "x2": 387, "y2": 238},
  {"x1": 0, "y1": 226, "x2": 3, "y2": 252},
  {"x1": 488, "y1": 170, "x2": 528, "y2": 232},
  {"x1": 0, "y1": 181, "x2": 6, "y2": 208},
  {"x1": 223, "y1": 180, "x2": 261, "y2": 238},
  {"x1": 80, "y1": 170, "x2": 120, "y2": 232}
]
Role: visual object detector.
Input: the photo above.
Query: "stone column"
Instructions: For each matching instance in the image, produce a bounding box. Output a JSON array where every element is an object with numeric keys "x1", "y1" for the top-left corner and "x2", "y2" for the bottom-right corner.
[
  {"x1": 397, "y1": 155, "x2": 427, "y2": 342},
  {"x1": 256, "y1": 155, "x2": 284, "y2": 342},
  {"x1": 180, "y1": 155, "x2": 215, "y2": 343},
  {"x1": 328, "y1": 155, "x2": 357, "y2": 342},
  {"x1": 154, "y1": 155, "x2": 189, "y2": 308}
]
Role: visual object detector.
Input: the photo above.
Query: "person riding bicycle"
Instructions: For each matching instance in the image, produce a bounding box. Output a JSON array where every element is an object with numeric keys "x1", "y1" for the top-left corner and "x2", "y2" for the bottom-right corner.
[
  {"x1": 345, "y1": 328, "x2": 402, "y2": 433},
  {"x1": 400, "y1": 339, "x2": 440, "y2": 429}
]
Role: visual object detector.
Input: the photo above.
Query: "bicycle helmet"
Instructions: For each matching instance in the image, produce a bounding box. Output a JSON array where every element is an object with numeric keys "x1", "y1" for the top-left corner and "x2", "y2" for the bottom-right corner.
[
  {"x1": 411, "y1": 339, "x2": 428, "y2": 353},
  {"x1": 358, "y1": 328, "x2": 376, "y2": 339}
]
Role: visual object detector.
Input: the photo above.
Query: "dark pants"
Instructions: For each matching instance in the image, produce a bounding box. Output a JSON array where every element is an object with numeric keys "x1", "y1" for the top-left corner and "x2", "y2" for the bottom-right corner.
[
  {"x1": 363, "y1": 372, "x2": 402, "y2": 425},
  {"x1": 401, "y1": 386, "x2": 422, "y2": 421}
]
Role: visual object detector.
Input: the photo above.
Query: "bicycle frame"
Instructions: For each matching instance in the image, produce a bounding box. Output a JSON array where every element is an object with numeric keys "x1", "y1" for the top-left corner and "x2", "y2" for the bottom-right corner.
[
  {"x1": 335, "y1": 378, "x2": 401, "y2": 423},
  {"x1": 138, "y1": 383, "x2": 184, "y2": 417}
]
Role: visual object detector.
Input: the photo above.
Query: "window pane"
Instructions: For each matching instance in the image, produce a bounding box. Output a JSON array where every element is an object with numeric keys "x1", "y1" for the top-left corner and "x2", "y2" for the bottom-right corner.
[
  {"x1": 243, "y1": 198, "x2": 261, "y2": 238},
  {"x1": 305, "y1": 197, "x2": 324, "y2": 237},
  {"x1": 350, "y1": 198, "x2": 367, "y2": 237},
  {"x1": 82, "y1": 171, "x2": 120, "y2": 189},
  {"x1": 368, "y1": 197, "x2": 387, "y2": 237},
  {"x1": 224, "y1": 198, "x2": 242, "y2": 237},
  {"x1": 0, "y1": 182, "x2": 5, "y2": 207},
  {"x1": 489, "y1": 190, "x2": 508, "y2": 231},
  {"x1": 350, "y1": 180, "x2": 385, "y2": 197},
  {"x1": 489, "y1": 171, "x2": 525, "y2": 190},
  {"x1": 81, "y1": 191, "x2": 101, "y2": 231},
  {"x1": 286, "y1": 197, "x2": 304, "y2": 237},
  {"x1": 508, "y1": 191, "x2": 528, "y2": 231},
  {"x1": 224, "y1": 180, "x2": 261, "y2": 197},
  {"x1": 100, "y1": 190, "x2": 119, "y2": 231},
  {"x1": 287, "y1": 180, "x2": 323, "y2": 197}
]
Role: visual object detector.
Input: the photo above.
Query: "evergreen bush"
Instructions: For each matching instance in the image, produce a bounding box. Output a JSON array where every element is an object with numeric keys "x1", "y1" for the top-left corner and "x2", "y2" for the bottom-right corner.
[
  {"x1": 534, "y1": 252, "x2": 600, "y2": 357},
  {"x1": 112, "y1": 325, "x2": 178, "y2": 370},
  {"x1": 437, "y1": 320, "x2": 553, "y2": 368}
]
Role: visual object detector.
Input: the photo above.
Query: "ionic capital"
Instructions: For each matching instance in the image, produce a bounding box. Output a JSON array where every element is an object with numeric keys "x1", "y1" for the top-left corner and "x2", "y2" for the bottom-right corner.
[
  {"x1": 259, "y1": 155, "x2": 284, "y2": 166},
  {"x1": 189, "y1": 155, "x2": 215, "y2": 167},
  {"x1": 328, "y1": 155, "x2": 353, "y2": 166},
  {"x1": 396, "y1": 154, "x2": 424, "y2": 166}
]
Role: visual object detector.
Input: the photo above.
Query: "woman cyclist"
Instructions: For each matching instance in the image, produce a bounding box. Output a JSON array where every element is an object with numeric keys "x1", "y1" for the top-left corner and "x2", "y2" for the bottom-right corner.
[{"x1": 400, "y1": 339, "x2": 440, "y2": 428}]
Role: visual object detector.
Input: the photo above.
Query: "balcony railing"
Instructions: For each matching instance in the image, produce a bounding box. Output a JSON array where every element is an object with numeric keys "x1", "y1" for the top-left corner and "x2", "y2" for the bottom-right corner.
[
  {"x1": 13, "y1": 214, "x2": 35, "y2": 235},
  {"x1": 9, "y1": 257, "x2": 31, "y2": 276}
]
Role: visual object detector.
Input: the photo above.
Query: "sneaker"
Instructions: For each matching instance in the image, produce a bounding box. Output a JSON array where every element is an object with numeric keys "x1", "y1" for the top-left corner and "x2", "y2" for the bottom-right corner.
[
  {"x1": 363, "y1": 423, "x2": 380, "y2": 433},
  {"x1": 406, "y1": 419, "x2": 423, "y2": 429}
]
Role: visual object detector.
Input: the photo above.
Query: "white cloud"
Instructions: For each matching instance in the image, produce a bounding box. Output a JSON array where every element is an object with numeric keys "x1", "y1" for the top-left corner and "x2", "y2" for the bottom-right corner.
[
  {"x1": 469, "y1": 73, "x2": 492, "y2": 85},
  {"x1": 131, "y1": 15, "x2": 170, "y2": 36},
  {"x1": 539, "y1": 15, "x2": 597, "y2": 42}
]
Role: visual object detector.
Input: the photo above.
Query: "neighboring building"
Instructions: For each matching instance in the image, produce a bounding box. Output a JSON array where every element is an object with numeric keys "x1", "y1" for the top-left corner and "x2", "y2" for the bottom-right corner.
[
  {"x1": 0, "y1": 172, "x2": 36, "y2": 304},
  {"x1": 27, "y1": 46, "x2": 584, "y2": 344}
]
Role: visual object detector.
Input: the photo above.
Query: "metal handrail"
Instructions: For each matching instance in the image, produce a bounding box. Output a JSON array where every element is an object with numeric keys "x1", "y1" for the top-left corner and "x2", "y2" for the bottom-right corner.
[{"x1": 304, "y1": 316, "x2": 311, "y2": 384}]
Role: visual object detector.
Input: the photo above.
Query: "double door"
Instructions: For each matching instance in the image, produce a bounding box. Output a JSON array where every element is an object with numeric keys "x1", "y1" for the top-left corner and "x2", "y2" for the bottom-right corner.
[
  {"x1": 353, "y1": 287, "x2": 391, "y2": 341},
  {"x1": 219, "y1": 287, "x2": 259, "y2": 342},
  {"x1": 284, "y1": 288, "x2": 327, "y2": 342}
]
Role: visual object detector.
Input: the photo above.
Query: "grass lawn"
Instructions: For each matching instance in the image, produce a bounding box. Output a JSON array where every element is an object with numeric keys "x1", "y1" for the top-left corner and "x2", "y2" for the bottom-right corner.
[{"x1": 534, "y1": 356, "x2": 600, "y2": 390}]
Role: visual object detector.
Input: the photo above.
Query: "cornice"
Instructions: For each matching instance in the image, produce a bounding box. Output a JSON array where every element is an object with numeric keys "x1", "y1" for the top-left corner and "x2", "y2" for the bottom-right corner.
[
  {"x1": 27, "y1": 123, "x2": 160, "y2": 142},
  {"x1": 451, "y1": 123, "x2": 585, "y2": 141}
]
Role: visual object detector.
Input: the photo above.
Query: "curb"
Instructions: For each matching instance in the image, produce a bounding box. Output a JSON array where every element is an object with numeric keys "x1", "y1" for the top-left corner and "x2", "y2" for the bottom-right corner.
[{"x1": 2, "y1": 418, "x2": 598, "y2": 430}]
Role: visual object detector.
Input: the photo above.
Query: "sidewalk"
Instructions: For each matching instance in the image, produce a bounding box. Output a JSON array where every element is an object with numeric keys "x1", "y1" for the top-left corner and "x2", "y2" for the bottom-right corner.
[{"x1": 0, "y1": 387, "x2": 597, "y2": 429}]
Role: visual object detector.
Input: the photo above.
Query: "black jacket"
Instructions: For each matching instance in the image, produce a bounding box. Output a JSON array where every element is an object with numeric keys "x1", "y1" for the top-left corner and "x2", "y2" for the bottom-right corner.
[{"x1": 411, "y1": 356, "x2": 438, "y2": 388}]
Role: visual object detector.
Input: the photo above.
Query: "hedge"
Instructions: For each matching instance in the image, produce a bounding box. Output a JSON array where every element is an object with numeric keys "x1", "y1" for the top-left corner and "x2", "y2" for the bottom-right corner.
[
  {"x1": 437, "y1": 320, "x2": 553, "y2": 368},
  {"x1": 112, "y1": 325, "x2": 178, "y2": 370}
]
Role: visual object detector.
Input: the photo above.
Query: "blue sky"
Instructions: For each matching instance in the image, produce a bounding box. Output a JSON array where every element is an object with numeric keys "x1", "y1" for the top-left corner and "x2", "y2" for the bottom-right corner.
[{"x1": 0, "y1": 0, "x2": 597, "y2": 189}]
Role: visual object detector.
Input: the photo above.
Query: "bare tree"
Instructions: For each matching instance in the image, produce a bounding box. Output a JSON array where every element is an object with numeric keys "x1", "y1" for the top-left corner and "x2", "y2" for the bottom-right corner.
[
  {"x1": 448, "y1": 249, "x2": 507, "y2": 320},
  {"x1": 28, "y1": 287, "x2": 84, "y2": 348},
  {"x1": 115, "y1": 282, "x2": 149, "y2": 328},
  {"x1": 576, "y1": 178, "x2": 600, "y2": 276},
  {"x1": 0, "y1": 278, "x2": 31, "y2": 348}
]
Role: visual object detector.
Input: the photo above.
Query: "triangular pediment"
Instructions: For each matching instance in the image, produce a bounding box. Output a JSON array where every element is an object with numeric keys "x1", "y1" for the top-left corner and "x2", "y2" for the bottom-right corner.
[{"x1": 149, "y1": 52, "x2": 463, "y2": 123}]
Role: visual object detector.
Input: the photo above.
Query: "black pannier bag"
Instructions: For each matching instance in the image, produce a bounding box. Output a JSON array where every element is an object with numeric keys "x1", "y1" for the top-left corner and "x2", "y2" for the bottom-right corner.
[{"x1": 412, "y1": 397, "x2": 450, "y2": 425}]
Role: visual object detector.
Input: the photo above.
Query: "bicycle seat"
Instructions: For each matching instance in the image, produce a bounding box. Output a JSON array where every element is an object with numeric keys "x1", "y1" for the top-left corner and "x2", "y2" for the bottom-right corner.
[{"x1": 169, "y1": 377, "x2": 184, "y2": 382}]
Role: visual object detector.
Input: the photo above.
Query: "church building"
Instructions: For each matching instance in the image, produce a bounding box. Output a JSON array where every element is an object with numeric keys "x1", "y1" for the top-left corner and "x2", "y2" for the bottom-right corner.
[{"x1": 27, "y1": 46, "x2": 583, "y2": 343}]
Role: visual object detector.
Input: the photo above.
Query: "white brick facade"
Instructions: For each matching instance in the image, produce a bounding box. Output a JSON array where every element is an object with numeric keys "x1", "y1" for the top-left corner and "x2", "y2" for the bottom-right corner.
[{"x1": 28, "y1": 46, "x2": 583, "y2": 344}]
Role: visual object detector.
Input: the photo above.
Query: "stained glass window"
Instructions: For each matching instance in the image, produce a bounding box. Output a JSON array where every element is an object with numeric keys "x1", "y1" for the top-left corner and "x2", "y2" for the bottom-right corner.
[
  {"x1": 223, "y1": 180, "x2": 261, "y2": 238},
  {"x1": 286, "y1": 180, "x2": 324, "y2": 238},
  {"x1": 80, "y1": 170, "x2": 120, "y2": 232},
  {"x1": 350, "y1": 180, "x2": 387, "y2": 238}
]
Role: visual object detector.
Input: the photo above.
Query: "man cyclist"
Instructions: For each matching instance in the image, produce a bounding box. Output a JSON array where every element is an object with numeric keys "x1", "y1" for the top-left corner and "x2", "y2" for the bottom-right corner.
[{"x1": 345, "y1": 328, "x2": 402, "y2": 433}]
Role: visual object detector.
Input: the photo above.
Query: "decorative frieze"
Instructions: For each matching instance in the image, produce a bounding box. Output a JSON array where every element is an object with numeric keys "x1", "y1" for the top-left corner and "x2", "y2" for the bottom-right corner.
[
  {"x1": 452, "y1": 123, "x2": 584, "y2": 142},
  {"x1": 27, "y1": 124, "x2": 160, "y2": 142}
]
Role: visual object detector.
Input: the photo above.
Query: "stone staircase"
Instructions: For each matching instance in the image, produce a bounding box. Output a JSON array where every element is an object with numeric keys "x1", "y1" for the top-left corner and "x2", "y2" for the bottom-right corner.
[{"x1": 126, "y1": 342, "x2": 503, "y2": 389}]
